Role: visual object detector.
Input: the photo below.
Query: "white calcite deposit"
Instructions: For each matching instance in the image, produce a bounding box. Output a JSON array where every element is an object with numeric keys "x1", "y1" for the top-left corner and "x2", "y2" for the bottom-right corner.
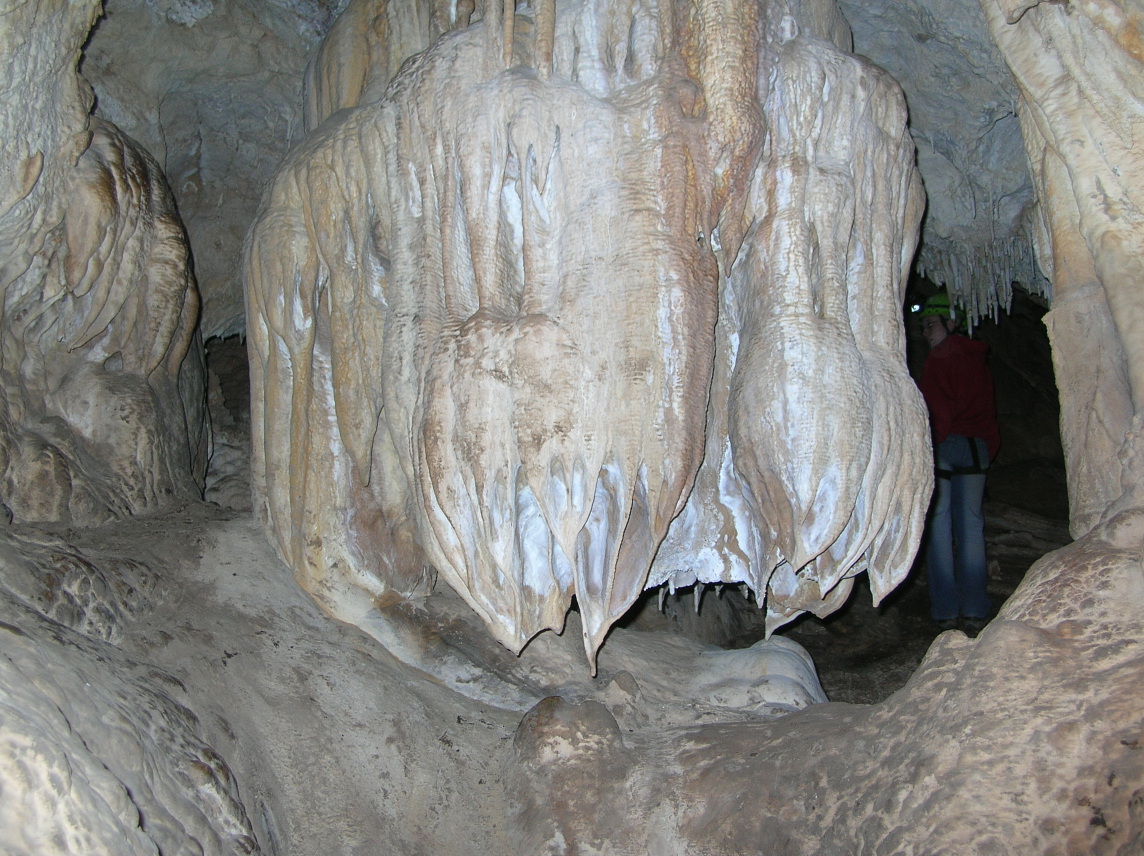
[
  {"x1": 246, "y1": 0, "x2": 931, "y2": 667},
  {"x1": 2, "y1": 0, "x2": 1144, "y2": 854}
]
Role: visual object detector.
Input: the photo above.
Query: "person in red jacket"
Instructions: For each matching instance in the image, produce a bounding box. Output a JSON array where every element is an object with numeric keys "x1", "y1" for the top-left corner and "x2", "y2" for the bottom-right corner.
[{"x1": 917, "y1": 292, "x2": 1000, "y2": 635}]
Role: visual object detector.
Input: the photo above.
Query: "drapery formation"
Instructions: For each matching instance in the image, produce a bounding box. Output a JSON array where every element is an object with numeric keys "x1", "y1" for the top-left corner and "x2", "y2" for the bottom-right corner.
[{"x1": 247, "y1": 0, "x2": 931, "y2": 664}]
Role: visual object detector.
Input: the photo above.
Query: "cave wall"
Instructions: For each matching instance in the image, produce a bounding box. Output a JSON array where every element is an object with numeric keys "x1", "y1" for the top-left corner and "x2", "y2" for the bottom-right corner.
[
  {"x1": 0, "y1": 0, "x2": 208, "y2": 526},
  {"x1": 980, "y1": 0, "x2": 1144, "y2": 540},
  {"x1": 81, "y1": 0, "x2": 344, "y2": 340}
]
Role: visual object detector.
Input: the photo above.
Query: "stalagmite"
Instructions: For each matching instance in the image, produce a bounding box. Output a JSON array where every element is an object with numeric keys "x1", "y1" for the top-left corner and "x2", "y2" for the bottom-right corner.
[{"x1": 247, "y1": 0, "x2": 931, "y2": 664}]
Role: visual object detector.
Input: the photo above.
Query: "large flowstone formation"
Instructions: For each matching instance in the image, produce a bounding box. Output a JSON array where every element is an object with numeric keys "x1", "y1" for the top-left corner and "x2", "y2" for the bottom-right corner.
[
  {"x1": 2, "y1": 0, "x2": 1144, "y2": 853},
  {"x1": 981, "y1": 0, "x2": 1144, "y2": 539},
  {"x1": 246, "y1": 0, "x2": 931, "y2": 664}
]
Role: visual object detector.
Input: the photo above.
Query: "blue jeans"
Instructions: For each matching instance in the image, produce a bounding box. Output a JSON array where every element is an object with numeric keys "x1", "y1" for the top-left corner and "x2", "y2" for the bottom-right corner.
[{"x1": 926, "y1": 434, "x2": 991, "y2": 621}]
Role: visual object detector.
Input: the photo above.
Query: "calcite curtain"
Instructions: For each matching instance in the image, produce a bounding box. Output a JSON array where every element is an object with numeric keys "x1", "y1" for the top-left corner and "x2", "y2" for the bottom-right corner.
[{"x1": 246, "y1": 0, "x2": 931, "y2": 664}]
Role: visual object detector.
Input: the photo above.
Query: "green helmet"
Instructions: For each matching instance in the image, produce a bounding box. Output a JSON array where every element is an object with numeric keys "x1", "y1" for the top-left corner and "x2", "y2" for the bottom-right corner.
[{"x1": 918, "y1": 292, "x2": 954, "y2": 319}]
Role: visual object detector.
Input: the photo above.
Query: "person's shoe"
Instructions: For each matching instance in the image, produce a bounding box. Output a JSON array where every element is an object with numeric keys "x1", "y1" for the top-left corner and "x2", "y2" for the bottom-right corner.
[
  {"x1": 962, "y1": 617, "x2": 989, "y2": 638},
  {"x1": 934, "y1": 618, "x2": 959, "y2": 632}
]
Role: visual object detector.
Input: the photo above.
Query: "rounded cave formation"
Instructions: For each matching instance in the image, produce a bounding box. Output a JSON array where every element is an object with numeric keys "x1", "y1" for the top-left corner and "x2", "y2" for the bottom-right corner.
[{"x1": 1, "y1": 1, "x2": 1141, "y2": 855}]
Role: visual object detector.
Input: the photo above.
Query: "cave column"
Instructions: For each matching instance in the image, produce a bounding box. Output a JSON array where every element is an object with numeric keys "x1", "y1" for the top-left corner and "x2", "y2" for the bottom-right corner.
[{"x1": 982, "y1": 0, "x2": 1144, "y2": 536}]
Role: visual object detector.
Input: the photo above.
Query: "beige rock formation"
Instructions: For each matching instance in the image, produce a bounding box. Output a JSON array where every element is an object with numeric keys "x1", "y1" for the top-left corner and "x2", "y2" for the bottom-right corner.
[
  {"x1": 78, "y1": 0, "x2": 1045, "y2": 336},
  {"x1": 511, "y1": 509, "x2": 1144, "y2": 854},
  {"x1": 0, "y1": 525, "x2": 257, "y2": 856},
  {"x1": 652, "y1": 21, "x2": 930, "y2": 635},
  {"x1": 981, "y1": 0, "x2": 1144, "y2": 539},
  {"x1": 0, "y1": 0, "x2": 207, "y2": 526},
  {"x1": 247, "y1": 0, "x2": 931, "y2": 665},
  {"x1": 1, "y1": 0, "x2": 1144, "y2": 854}
]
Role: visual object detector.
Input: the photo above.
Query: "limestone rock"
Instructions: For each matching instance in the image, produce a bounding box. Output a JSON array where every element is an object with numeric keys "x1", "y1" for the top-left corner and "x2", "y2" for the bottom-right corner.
[
  {"x1": 0, "y1": 529, "x2": 256, "y2": 855},
  {"x1": 0, "y1": 1, "x2": 208, "y2": 526},
  {"x1": 246, "y1": 0, "x2": 930, "y2": 664},
  {"x1": 980, "y1": 0, "x2": 1144, "y2": 540},
  {"x1": 5, "y1": 1, "x2": 1144, "y2": 853},
  {"x1": 497, "y1": 514, "x2": 1144, "y2": 855},
  {"x1": 78, "y1": 1, "x2": 1051, "y2": 334},
  {"x1": 82, "y1": 0, "x2": 338, "y2": 339},
  {"x1": 302, "y1": 0, "x2": 452, "y2": 131},
  {"x1": 652, "y1": 18, "x2": 931, "y2": 633}
]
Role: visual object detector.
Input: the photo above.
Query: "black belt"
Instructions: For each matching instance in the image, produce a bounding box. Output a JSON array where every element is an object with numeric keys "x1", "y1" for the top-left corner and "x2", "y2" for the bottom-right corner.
[{"x1": 936, "y1": 437, "x2": 986, "y2": 480}]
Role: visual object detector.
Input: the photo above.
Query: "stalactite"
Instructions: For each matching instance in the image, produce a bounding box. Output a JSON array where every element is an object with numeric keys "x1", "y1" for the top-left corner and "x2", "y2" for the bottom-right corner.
[
  {"x1": 248, "y1": 0, "x2": 931, "y2": 664},
  {"x1": 916, "y1": 233, "x2": 1050, "y2": 328}
]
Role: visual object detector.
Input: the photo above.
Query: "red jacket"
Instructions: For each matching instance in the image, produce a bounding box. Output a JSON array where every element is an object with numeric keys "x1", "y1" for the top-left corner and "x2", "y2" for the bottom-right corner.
[{"x1": 919, "y1": 333, "x2": 1000, "y2": 460}]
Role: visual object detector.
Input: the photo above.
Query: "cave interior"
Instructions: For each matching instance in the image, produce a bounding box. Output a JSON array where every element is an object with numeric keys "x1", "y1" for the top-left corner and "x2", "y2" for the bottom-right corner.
[{"x1": 2, "y1": 1, "x2": 1141, "y2": 855}]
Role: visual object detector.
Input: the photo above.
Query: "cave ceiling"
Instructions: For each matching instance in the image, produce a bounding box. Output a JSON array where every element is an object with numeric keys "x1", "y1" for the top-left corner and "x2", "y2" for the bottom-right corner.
[{"x1": 839, "y1": 0, "x2": 1043, "y2": 318}]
